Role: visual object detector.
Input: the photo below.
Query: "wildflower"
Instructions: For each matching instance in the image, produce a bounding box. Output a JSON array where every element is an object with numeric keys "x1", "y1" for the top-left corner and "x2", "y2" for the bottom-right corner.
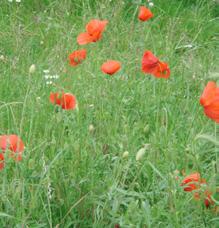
[
  {"x1": 0, "y1": 135, "x2": 25, "y2": 161},
  {"x1": 180, "y1": 172, "x2": 214, "y2": 208},
  {"x1": 200, "y1": 81, "x2": 219, "y2": 123},
  {"x1": 43, "y1": 69, "x2": 50, "y2": 74},
  {"x1": 193, "y1": 190, "x2": 214, "y2": 208},
  {"x1": 53, "y1": 75, "x2": 59, "y2": 79},
  {"x1": 180, "y1": 172, "x2": 205, "y2": 192},
  {"x1": 77, "y1": 19, "x2": 108, "y2": 45},
  {"x1": 101, "y1": 60, "x2": 121, "y2": 75},
  {"x1": 142, "y1": 51, "x2": 170, "y2": 79},
  {"x1": 46, "y1": 81, "x2": 53, "y2": 85},
  {"x1": 138, "y1": 6, "x2": 153, "y2": 22},
  {"x1": 149, "y1": 2, "x2": 154, "y2": 7},
  {"x1": 50, "y1": 92, "x2": 77, "y2": 110},
  {"x1": 204, "y1": 190, "x2": 214, "y2": 208},
  {"x1": 122, "y1": 151, "x2": 129, "y2": 158},
  {"x1": 69, "y1": 49, "x2": 86, "y2": 66},
  {"x1": 29, "y1": 64, "x2": 36, "y2": 74}
]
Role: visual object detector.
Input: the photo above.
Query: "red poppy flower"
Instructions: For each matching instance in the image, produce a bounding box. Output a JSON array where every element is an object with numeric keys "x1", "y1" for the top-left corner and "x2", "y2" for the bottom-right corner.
[
  {"x1": 138, "y1": 6, "x2": 153, "y2": 21},
  {"x1": 101, "y1": 60, "x2": 121, "y2": 75},
  {"x1": 204, "y1": 191, "x2": 214, "y2": 208},
  {"x1": 142, "y1": 51, "x2": 159, "y2": 73},
  {"x1": 0, "y1": 154, "x2": 4, "y2": 171},
  {"x1": 193, "y1": 190, "x2": 214, "y2": 208},
  {"x1": 153, "y1": 62, "x2": 170, "y2": 79},
  {"x1": 200, "y1": 81, "x2": 219, "y2": 123},
  {"x1": 0, "y1": 135, "x2": 25, "y2": 161},
  {"x1": 77, "y1": 33, "x2": 94, "y2": 45},
  {"x1": 50, "y1": 92, "x2": 77, "y2": 110},
  {"x1": 69, "y1": 49, "x2": 86, "y2": 66},
  {"x1": 77, "y1": 19, "x2": 108, "y2": 45},
  {"x1": 142, "y1": 51, "x2": 170, "y2": 79},
  {"x1": 86, "y1": 19, "x2": 108, "y2": 38},
  {"x1": 180, "y1": 172, "x2": 205, "y2": 192}
]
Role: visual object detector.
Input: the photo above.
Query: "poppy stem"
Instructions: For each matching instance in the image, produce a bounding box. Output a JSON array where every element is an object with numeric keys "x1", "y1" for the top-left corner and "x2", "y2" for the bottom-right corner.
[{"x1": 215, "y1": 123, "x2": 219, "y2": 172}]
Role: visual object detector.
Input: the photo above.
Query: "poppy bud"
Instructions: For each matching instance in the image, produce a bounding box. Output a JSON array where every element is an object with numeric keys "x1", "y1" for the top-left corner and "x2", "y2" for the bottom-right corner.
[
  {"x1": 88, "y1": 124, "x2": 95, "y2": 133},
  {"x1": 136, "y1": 144, "x2": 149, "y2": 161},
  {"x1": 0, "y1": 154, "x2": 4, "y2": 171},
  {"x1": 0, "y1": 55, "x2": 5, "y2": 61},
  {"x1": 29, "y1": 64, "x2": 36, "y2": 74},
  {"x1": 122, "y1": 151, "x2": 129, "y2": 158}
]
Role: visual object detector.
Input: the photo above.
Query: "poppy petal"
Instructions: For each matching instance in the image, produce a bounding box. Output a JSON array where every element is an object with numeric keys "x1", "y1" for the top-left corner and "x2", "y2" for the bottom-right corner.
[
  {"x1": 61, "y1": 93, "x2": 77, "y2": 110},
  {"x1": 204, "y1": 107, "x2": 219, "y2": 123},
  {"x1": 8, "y1": 135, "x2": 25, "y2": 153},
  {"x1": 153, "y1": 61, "x2": 170, "y2": 79},
  {"x1": 101, "y1": 60, "x2": 121, "y2": 75},
  {"x1": 138, "y1": 6, "x2": 153, "y2": 21},
  {"x1": 0, "y1": 153, "x2": 4, "y2": 171},
  {"x1": 86, "y1": 19, "x2": 108, "y2": 36},
  {"x1": 142, "y1": 51, "x2": 159, "y2": 73},
  {"x1": 200, "y1": 81, "x2": 217, "y2": 107},
  {"x1": 50, "y1": 92, "x2": 62, "y2": 106},
  {"x1": 69, "y1": 49, "x2": 87, "y2": 66},
  {"x1": 181, "y1": 172, "x2": 202, "y2": 192},
  {"x1": 77, "y1": 33, "x2": 93, "y2": 45}
]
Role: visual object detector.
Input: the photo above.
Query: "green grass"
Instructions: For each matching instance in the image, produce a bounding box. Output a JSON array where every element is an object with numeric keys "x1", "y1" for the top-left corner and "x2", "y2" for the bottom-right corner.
[{"x1": 0, "y1": 0, "x2": 218, "y2": 227}]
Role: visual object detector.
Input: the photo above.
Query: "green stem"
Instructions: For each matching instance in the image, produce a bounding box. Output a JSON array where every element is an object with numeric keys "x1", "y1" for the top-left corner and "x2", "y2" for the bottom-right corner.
[{"x1": 215, "y1": 123, "x2": 218, "y2": 172}]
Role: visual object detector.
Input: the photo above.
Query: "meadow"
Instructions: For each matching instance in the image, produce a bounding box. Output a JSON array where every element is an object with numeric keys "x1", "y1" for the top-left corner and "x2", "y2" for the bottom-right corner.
[{"x1": 0, "y1": 0, "x2": 219, "y2": 227}]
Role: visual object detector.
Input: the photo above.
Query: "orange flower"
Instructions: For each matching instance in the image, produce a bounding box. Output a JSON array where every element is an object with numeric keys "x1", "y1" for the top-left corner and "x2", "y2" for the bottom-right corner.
[
  {"x1": 0, "y1": 154, "x2": 4, "y2": 171},
  {"x1": 180, "y1": 172, "x2": 205, "y2": 192},
  {"x1": 142, "y1": 51, "x2": 170, "y2": 79},
  {"x1": 77, "y1": 19, "x2": 108, "y2": 45},
  {"x1": 138, "y1": 6, "x2": 153, "y2": 22},
  {"x1": 50, "y1": 92, "x2": 77, "y2": 110},
  {"x1": 200, "y1": 81, "x2": 219, "y2": 123},
  {"x1": 101, "y1": 60, "x2": 121, "y2": 75},
  {"x1": 0, "y1": 135, "x2": 25, "y2": 161},
  {"x1": 69, "y1": 49, "x2": 86, "y2": 66}
]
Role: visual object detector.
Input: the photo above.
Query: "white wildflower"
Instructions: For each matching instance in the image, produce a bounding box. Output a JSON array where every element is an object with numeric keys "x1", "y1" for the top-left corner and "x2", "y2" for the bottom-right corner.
[
  {"x1": 149, "y1": 2, "x2": 154, "y2": 7},
  {"x1": 53, "y1": 74, "x2": 59, "y2": 79},
  {"x1": 46, "y1": 81, "x2": 53, "y2": 85},
  {"x1": 43, "y1": 69, "x2": 50, "y2": 74}
]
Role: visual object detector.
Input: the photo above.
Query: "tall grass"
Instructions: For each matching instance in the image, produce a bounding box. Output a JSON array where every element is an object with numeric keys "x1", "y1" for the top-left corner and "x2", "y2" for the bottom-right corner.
[{"x1": 0, "y1": 0, "x2": 218, "y2": 227}]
